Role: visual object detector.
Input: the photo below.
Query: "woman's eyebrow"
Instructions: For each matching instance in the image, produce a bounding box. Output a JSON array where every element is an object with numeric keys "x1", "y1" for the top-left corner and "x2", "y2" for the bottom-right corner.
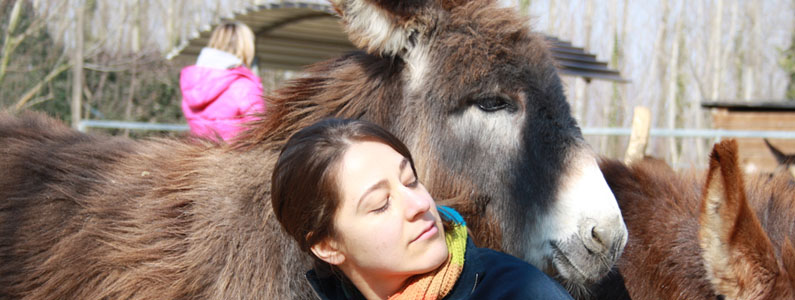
[{"x1": 399, "y1": 158, "x2": 408, "y2": 174}]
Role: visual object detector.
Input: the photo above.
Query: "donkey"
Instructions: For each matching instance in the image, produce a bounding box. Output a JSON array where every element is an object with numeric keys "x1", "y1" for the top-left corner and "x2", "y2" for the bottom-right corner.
[
  {"x1": 764, "y1": 138, "x2": 795, "y2": 179},
  {"x1": 0, "y1": 0, "x2": 626, "y2": 299},
  {"x1": 594, "y1": 140, "x2": 795, "y2": 299}
]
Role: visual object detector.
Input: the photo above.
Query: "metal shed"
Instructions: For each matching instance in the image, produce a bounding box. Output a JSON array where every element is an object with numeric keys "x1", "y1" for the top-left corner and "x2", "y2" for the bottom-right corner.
[{"x1": 168, "y1": 1, "x2": 626, "y2": 83}]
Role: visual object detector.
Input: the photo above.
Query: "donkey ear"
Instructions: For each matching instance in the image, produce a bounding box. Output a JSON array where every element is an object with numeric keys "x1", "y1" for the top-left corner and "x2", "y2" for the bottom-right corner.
[
  {"x1": 763, "y1": 138, "x2": 788, "y2": 165},
  {"x1": 329, "y1": 0, "x2": 473, "y2": 56},
  {"x1": 698, "y1": 139, "x2": 780, "y2": 299}
]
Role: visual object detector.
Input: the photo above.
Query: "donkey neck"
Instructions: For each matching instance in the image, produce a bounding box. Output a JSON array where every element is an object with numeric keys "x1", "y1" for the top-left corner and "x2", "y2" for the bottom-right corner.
[{"x1": 235, "y1": 52, "x2": 408, "y2": 153}]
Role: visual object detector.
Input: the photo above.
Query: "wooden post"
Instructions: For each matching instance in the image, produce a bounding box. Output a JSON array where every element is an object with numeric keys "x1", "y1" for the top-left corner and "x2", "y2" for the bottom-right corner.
[{"x1": 624, "y1": 106, "x2": 651, "y2": 164}]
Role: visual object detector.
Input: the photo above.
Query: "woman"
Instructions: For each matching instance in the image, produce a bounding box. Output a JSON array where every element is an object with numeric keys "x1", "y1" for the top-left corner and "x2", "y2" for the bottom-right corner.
[
  {"x1": 179, "y1": 21, "x2": 264, "y2": 141},
  {"x1": 271, "y1": 119, "x2": 573, "y2": 299}
]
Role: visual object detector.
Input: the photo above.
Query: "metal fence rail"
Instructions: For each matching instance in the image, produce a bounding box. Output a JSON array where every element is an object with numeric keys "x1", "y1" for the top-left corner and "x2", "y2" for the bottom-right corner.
[
  {"x1": 582, "y1": 128, "x2": 795, "y2": 139},
  {"x1": 78, "y1": 120, "x2": 189, "y2": 132},
  {"x1": 77, "y1": 120, "x2": 795, "y2": 140}
]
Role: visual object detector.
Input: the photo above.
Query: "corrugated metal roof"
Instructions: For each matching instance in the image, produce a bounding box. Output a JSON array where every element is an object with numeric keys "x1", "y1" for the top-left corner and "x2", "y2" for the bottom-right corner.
[
  {"x1": 701, "y1": 101, "x2": 795, "y2": 111},
  {"x1": 546, "y1": 36, "x2": 628, "y2": 83},
  {"x1": 169, "y1": 1, "x2": 627, "y2": 83}
]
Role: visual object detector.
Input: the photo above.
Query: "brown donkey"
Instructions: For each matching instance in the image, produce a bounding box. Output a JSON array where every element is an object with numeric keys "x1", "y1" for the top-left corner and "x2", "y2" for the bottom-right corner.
[
  {"x1": 0, "y1": 1, "x2": 626, "y2": 299},
  {"x1": 595, "y1": 140, "x2": 795, "y2": 299}
]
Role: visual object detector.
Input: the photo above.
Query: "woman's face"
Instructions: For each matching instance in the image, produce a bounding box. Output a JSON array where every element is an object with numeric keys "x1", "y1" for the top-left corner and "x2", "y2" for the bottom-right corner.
[{"x1": 324, "y1": 141, "x2": 448, "y2": 279}]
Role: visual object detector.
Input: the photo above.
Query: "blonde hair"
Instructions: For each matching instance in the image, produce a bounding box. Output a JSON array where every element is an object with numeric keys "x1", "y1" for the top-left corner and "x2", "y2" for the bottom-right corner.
[{"x1": 208, "y1": 22, "x2": 256, "y2": 67}]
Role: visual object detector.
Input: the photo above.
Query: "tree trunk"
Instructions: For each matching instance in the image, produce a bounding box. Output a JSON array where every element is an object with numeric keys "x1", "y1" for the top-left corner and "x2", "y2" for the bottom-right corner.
[
  {"x1": 666, "y1": 12, "x2": 683, "y2": 166},
  {"x1": 548, "y1": 0, "x2": 557, "y2": 35},
  {"x1": 651, "y1": 0, "x2": 670, "y2": 129},
  {"x1": 71, "y1": 1, "x2": 85, "y2": 129},
  {"x1": 124, "y1": 2, "x2": 142, "y2": 137},
  {"x1": 124, "y1": 66, "x2": 138, "y2": 137},
  {"x1": 744, "y1": 1, "x2": 761, "y2": 101},
  {"x1": 788, "y1": 26, "x2": 795, "y2": 100},
  {"x1": 90, "y1": 71, "x2": 109, "y2": 108},
  {"x1": 709, "y1": 0, "x2": 723, "y2": 101}
]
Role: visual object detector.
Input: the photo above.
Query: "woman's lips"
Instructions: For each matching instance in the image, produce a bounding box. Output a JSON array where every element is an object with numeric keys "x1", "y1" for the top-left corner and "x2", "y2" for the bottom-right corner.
[{"x1": 411, "y1": 222, "x2": 438, "y2": 243}]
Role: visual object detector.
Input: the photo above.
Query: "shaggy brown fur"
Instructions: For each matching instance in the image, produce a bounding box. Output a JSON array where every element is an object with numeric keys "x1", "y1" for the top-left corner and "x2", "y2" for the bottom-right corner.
[
  {"x1": 699, "y1": 140, "x2": 795, "y2": 299},
  {"x1": 595, "y1": 140, "x2": 795, "y2": 299},
  {"x1": 1, "y1": 0, "x2": 602, "y2": 299},
  {"x1": 1, "y1": 111, "x2": 293, "y2": 299}
]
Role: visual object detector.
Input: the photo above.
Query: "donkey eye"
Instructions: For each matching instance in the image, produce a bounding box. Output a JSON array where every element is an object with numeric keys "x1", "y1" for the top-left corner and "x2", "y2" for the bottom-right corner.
[{"x1": 474, "y1": 96, "x2": 512, "y2": 112}]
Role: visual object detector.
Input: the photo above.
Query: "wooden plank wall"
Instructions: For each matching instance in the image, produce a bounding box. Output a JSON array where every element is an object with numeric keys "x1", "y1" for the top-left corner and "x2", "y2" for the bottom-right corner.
[{"x1": 711, "y1": 108, "x2": 795, "y2": 173}]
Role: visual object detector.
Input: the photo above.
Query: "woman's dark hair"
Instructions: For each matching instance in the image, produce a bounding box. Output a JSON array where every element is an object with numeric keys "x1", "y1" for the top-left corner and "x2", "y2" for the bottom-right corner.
[{"x1": 271, "y1": 118, "x2": 417, "y2": 254}]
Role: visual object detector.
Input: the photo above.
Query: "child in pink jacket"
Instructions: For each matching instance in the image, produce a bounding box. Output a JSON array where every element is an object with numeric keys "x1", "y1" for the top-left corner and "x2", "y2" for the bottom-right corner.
[{"x1": 180, "y1": 22, "x2": 264, "y2": 141}]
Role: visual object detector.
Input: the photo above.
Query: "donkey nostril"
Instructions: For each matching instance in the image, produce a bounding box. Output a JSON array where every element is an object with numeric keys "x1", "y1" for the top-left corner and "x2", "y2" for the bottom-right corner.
[{"x1": 591, "y1": 226, "x2": 608, "y2": 247}]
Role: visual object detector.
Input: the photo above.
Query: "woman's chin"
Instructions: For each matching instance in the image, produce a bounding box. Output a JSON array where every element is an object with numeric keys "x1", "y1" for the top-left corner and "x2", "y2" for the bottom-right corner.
[{"x1": 417, "y1": 239, "x2": 450, "y2": 273}]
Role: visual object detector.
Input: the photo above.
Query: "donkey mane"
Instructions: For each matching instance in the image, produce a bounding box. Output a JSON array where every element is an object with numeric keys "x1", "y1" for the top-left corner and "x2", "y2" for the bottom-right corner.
[
  {"x1": 234, "y1": 52, "x2": 405, "y2": 152},
  {"x1": 1, "y1": 111, "x2": 232, "y2": 298}
]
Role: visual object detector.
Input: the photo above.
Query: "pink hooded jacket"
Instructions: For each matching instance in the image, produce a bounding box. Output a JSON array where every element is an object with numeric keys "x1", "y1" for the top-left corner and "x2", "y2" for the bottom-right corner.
[{"x1": 180, "y1": 50, "x2": 264, "y2": 141}]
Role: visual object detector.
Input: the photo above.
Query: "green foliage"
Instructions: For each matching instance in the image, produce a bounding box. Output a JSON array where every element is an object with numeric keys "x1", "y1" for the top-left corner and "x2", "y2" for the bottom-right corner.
[
  {"x1": 782, "y1": 32, "x2": 795, "y2": 101},
  {"x1": 1, "y1": 2, "x2": 65, "y2": 111},
  {"x1": 607, "y1": 31, "x2": 624, "y2": 157},
  {"x1": 518, "y1": 0, "x2": 531, "y2": 14},
  {"x1": 0, "y1": 1, "x2": 185, "y2": 136}
]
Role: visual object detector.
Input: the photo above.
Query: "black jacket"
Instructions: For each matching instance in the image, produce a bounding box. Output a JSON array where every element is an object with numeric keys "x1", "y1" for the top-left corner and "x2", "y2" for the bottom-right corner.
[{"x1": 306, "y1": 237, "x2": 574, "y2": 299}]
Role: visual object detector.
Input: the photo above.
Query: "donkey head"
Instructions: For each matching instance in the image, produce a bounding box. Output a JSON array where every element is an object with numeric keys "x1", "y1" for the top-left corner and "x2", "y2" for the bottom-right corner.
[
  {"x1": 329, "y1": 0, "x2": 627, "y2": 292},
  {"x1": 699, "y1": 140, "x2": 795, "y2": 299}
]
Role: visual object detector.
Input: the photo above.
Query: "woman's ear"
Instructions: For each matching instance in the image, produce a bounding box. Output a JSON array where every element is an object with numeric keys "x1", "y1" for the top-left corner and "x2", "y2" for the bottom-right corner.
[{"x1": 311, "y1": 238, "x2": 346, "y2": 265}]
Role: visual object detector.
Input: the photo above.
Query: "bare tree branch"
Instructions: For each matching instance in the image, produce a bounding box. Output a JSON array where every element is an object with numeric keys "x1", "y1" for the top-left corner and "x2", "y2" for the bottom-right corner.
[
  {"x1": 20, "y1": 93, "x2": 54, "y2": 110},
  {"x1": 13, "y1": 62, "x2": 72, "y2": 111},
  {"x1": 0, "y1": 0, "x2": 24, "y2": 83}
]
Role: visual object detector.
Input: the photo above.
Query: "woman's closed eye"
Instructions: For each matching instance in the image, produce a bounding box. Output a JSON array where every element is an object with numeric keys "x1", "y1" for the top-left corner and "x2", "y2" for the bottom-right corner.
[
  {"x1": 372, "y1": 197, "x2": 390, "y2": 214},
  {"x1": 369, "y1": 175, "x2": 418, "y2": 214},
  {"x1": 403, "y1": 174, "x2": 419, "y2": 188}
]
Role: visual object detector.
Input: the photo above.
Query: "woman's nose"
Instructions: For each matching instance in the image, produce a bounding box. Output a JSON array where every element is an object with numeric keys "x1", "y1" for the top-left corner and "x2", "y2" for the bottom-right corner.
[{"x1": 402, "y1": 186, "x2": 431, "y2": 219}]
